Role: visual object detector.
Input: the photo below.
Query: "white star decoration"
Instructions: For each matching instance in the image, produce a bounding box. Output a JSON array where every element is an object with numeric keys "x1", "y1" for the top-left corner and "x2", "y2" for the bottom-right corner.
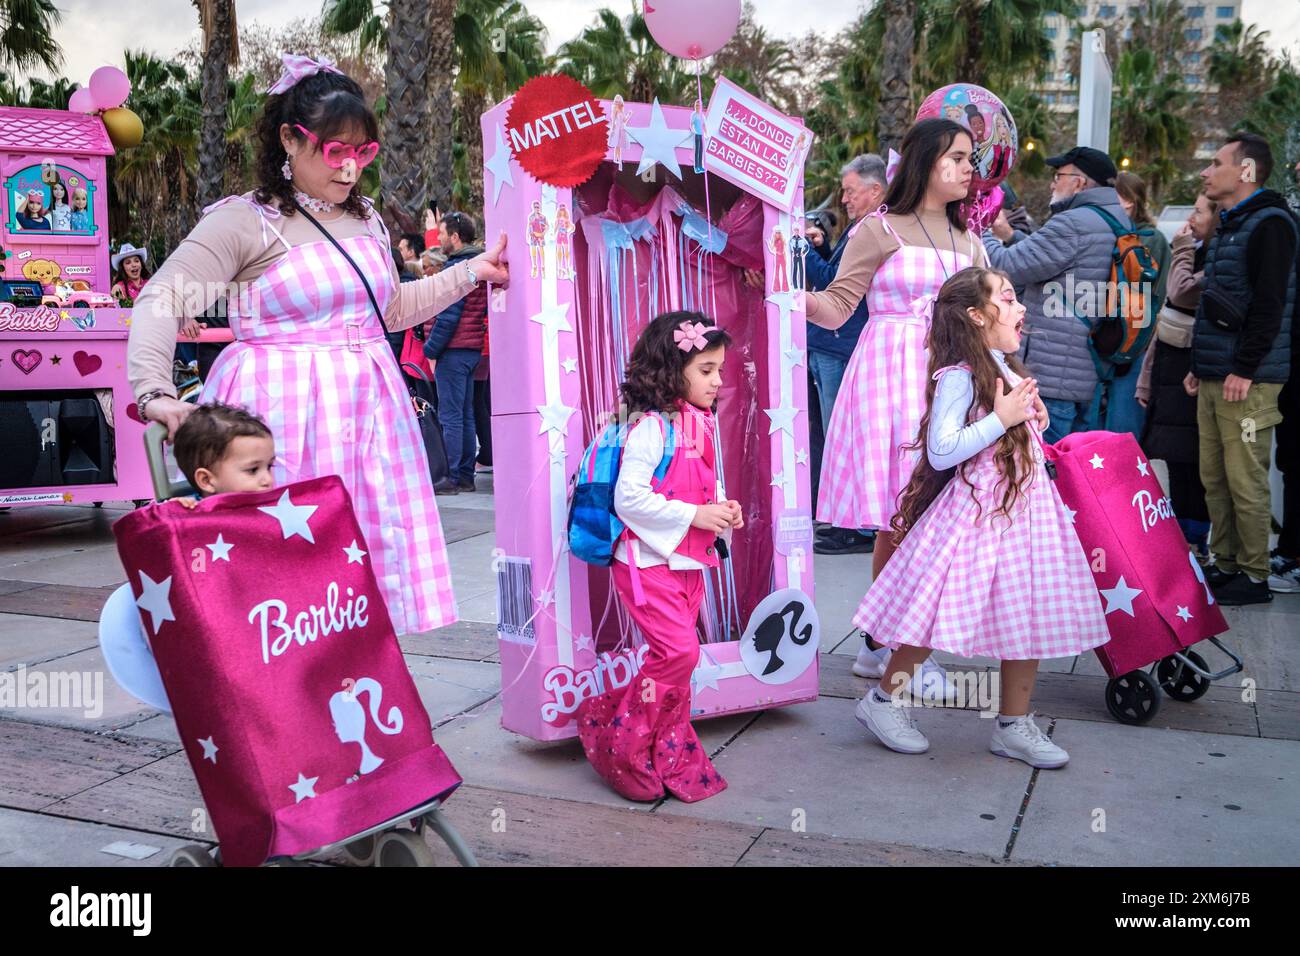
[
  {"x1": 1176, "y1": 605, "x2": 1193, "y2": 622},
  {"x1": 135, "y1": 571, "x2": 175, "y2": 634},
  {"x1": 1137, "y1": 457, "x2": 1150, "y2": 477},
  {"x1": 575, "y1": 634, "x2": 595, "y2": 653},
  {"x1": 1090, "y1": 453, "x2": 1105, "y2": 470},
  {"x1": 691, "y1": 662, "x2": 725, "y2": 694},
  {"x1": 288, "y1": 772, "x2": 318, "y2": 804},
  {"x1": 549, "y1": 446, "x2": 567, "y2": 467},
  {"x1": 626, "y1": 98, "x2": 692, "y2": 179},
  {"x1": 771, "y1": 471, "x2": 788, "y2": 489},
  {"x1": 343, "y1": 540, "x2": 367, "y2": 565},
  {"x1": 561, "y1": 356, "x2": 578, "y2": 374},
  {"x1": 198, "y1": 736, "x2": 218, "y2": 764},
  {"x1": 765, "y1": 405, "x2": 798, "y2": 436},
  {"x1": 1099, "y1": 575, "x2": 1143, "y2": 616},
  {"x1": 795, "y1": 448, "x2": 809, "y2": 466},
  {"x1": 782, "y1": 345, "x2": 806, "y2": 370},
  {"x1": 537, "y1": 588, "x2": 556, "y2": 608},
  {"x1": 530, "y1": 302, "x2": 573, "y2": 345},
  {"x1": 537, "y1": 400, "x2": 577, "y2": 436},
  {"x1": 484, "y1": 124, "x2": 514, "y2": 205},
  {"x1": 205, "y1": 534, "x2": 232, "y2": 562},
  {"x1": 258, "y1": 490, "x2": 318, "y2": 544},
  {"x1": 767, "y1": 289, "x2": 795, "y2": 316},
  {"x1": 1065, "y1": 506, "x2": 1077, "y2": 524}
]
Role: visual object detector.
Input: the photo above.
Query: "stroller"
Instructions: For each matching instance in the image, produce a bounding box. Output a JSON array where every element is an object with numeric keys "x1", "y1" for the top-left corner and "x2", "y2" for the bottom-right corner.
[
  {"x1": 99, "y1": 423, "x2": 477, "y2": 867},
  {"x1": 1043, "y1": 431, "x2": 1243, "y2": 726}
]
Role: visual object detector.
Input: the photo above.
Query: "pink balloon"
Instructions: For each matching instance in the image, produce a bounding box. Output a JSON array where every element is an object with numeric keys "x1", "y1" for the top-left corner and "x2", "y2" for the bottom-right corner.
[
  {"x1": 644, "y1": 0, "x2": 741, "y2": 60},
  {"x1": 89, "y1": 66, "x2": 131, "y2": 111},
  {"x1": 916, "y1": 83, "x2": 1018, "y2": 195},
  {"x1": 68, "y1": 87, "x2": 98, "y2": 114}
]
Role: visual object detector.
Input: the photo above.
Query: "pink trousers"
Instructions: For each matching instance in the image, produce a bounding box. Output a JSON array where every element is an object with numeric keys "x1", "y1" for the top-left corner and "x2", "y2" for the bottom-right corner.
[{"x1": 576, "y1": 561, "x2": 727, "y2": 803}]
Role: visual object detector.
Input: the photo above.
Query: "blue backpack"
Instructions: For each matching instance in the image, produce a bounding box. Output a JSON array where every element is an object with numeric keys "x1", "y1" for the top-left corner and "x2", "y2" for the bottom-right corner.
[{"x1": 568, "y1": 413, "x2": 675, "y2": 566}]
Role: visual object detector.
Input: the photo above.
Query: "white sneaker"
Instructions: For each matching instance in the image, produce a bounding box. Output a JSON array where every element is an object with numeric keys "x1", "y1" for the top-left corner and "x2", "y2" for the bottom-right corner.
[
  {"x1": 911, "y1": 656, "x2": 957, "y2": 701},
  {"x1": 852, "y1": 642, "x2": 889, "y2": 678},
  {"x1": 855, "y1": 692, "x2": 930, "y2": 754},
  {"x1": 989, "y1": 714, "x2": 1069, "y2": 769},
  {"x1": 1268, "y1": 565, "x2": 1300, "y2": 594}
]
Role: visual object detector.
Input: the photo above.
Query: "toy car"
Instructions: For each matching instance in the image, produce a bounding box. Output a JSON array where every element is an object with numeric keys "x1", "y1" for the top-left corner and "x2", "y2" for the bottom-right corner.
[{"x1": 41, "y1": 281, "x2": 117, "y2": 310}]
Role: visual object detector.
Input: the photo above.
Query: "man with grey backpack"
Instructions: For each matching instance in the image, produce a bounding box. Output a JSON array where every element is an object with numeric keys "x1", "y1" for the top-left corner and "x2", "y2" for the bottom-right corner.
[{"x1": 1186, "y1": 133, "x2": 1297, "y2": 606}]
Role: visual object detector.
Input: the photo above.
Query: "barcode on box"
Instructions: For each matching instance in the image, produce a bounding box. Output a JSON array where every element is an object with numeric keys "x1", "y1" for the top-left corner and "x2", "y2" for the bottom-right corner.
[{"x1": 496, "y1": 556, "x2": 536, "y2": 644}]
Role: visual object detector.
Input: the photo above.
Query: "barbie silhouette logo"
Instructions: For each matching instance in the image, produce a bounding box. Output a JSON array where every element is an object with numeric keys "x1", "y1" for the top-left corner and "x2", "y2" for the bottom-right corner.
[
  {"x1": 329, "y1": 677, "x2": 404, "y2": 775},
  {"x1": 540, "y1": 645, "x2": 651, "y2": 723},
  {"x1": 739, "y1": 588, "x2": 820, "y2": 685}
]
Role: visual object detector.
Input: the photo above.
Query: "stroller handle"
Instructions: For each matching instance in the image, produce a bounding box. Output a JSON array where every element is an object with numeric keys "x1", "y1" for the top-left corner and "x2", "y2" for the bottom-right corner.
[{"x1": 144, "y1": 421, "x2": 196, "y2": 502}]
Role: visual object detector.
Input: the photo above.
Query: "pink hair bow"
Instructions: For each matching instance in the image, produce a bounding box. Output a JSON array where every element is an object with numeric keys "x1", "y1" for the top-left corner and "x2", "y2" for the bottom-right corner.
[
  {"x1": 267, "y1": 53, "x2": 344, "y2": 95},
  {"x1": 674, "y1": 321, "x2": 711, "y2": 352},
  {"x1": 886, "y1": 148, "x2": 902, "y2": 184}
]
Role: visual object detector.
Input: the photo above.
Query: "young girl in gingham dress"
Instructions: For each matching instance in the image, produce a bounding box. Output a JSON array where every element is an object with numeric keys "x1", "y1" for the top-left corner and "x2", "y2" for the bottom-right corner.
[{"x1": 853, "y1": 267, "x2": 1110, "y2": 769}]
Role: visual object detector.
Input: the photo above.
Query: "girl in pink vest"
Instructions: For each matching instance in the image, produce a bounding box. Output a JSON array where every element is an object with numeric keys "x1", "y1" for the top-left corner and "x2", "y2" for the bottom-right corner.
[
  {"x1": 577, "y1": 311, "x2": 744, "y2": 802},
  {"x1": 854, "y1": 267, "x2": 1109, "y2": 768}
]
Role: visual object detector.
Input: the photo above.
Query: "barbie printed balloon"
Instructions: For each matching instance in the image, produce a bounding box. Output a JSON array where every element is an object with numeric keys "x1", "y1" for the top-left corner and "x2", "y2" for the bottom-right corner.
[{"x1": 917, "y1": 83, "x2": 1018, "y2": 195}]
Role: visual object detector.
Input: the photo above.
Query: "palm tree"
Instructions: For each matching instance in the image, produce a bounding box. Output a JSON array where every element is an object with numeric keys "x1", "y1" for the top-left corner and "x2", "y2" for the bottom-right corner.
[
  {"x1": 453, "y1": 0, "x2": 547, "y2": 211},
  {"x1": 876, "y1": 0, "x2": 917, "y2": 154},
  {"x1": 1109, "y1": 46, "x2": 1192, "y2": 196},
  {"x1": 712, "y1": 2, "x2": 800, "y2": 113},
  {"x1": 322, "y1": 0, "x2": 388, "y2": 54},
  {"x1": 0, "y1": 71, "x2": 75, "y2": 108},
  {"x1": 1207, "y1": 20, "x2": 1277, "y2": 133},
  {"x1": 382, "y1": 0, "x2": 438, "y2": 232},
  {"x1": 194, "y1": 0, "x2": 240, "y2": 212},
  {"x1": 921, "y1": 0, "x2": 1079, "y2": 93},
  {"x1": 0, "y1": 0, "x2": 63, "y2": 75},
  {"x1": 556, "y1": 8, "x2": 691, "y2": 104}
]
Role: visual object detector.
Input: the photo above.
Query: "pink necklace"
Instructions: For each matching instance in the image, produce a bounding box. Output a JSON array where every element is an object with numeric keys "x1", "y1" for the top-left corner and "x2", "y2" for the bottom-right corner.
[{"x1": 293, "y1": 188, "x2": 335, "y2": 214}]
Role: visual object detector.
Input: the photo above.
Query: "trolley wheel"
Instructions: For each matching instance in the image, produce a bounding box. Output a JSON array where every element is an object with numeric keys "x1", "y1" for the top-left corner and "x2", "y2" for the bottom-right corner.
[
  {"x1": 1105, "y1": 670, "x2": 1162, "y2": 725},
  {"x1": 1156, "y1": 650, "x2": 1211, "y2": 703},
  {"x1": 341, "y1": 833, "x2": 378, "y2": 866},
  {"x1": 93, "y1": 501, "x2": 104, "y2": 509},
  {"x1": 168, "y1": 844, "x2": 217, "y2": 867},
  {"x1": 132, "y1": 499, "x2": 150, "y2": 509},
  {"x1": 374, "y1": 829, "x2": 436, "y2": 868}
]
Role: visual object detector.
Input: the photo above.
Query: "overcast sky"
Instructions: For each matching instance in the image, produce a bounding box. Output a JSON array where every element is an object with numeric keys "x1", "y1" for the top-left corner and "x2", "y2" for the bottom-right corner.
[{"x1": 27, "y1": 0, "x2": 1300, "y2": 87}]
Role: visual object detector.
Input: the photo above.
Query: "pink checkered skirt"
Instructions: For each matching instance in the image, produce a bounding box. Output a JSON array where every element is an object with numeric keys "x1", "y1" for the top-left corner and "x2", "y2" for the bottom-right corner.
[
  {"x1": 200, "y1": 213, "x2": 457, "y2": 634},
  {"x1": 817, "y1": 313, "x2": 928, "y2": 530},
  {"x1": 854, "y1": 449, "x2": 1110, "y2": 660}
]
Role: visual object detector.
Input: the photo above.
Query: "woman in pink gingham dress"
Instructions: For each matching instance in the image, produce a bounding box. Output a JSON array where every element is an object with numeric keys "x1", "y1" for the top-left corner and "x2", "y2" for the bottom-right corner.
[
  {"x1": 854, "y1": 267, "x2": 1109, "y2": 770},
  {"x1": 127, "y1": 56, "x2": 508, "y2": 634},
  {"x1": 805, "y1": 120, "x2": 988, "y2": 679}
]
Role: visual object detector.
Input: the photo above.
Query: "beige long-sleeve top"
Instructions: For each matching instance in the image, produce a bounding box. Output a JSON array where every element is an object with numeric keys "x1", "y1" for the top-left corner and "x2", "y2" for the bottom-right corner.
[
  {"x1": 805, "y1": 208, "x2": 987, "y2": 329},
  {"x1": 127, "y1": 194, "x2": 477, "y2": 399}
]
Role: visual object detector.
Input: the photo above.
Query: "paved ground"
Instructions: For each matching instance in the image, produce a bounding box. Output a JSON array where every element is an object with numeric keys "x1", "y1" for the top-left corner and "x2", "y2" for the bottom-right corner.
[{"x1": 1, "y1": 480, "x2": 1296, "y2": 867}]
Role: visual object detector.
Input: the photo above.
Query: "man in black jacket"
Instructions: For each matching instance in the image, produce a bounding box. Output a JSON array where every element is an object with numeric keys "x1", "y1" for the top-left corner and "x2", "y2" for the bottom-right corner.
[{"x1": 1186, "y1": 133, "x2": 1297, "y2": 605}]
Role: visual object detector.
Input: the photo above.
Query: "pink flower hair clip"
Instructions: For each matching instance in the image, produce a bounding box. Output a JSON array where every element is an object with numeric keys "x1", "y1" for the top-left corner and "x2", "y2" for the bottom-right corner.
[{"x1": 673, "y1": 321, "x2": 711, "y2": 352}]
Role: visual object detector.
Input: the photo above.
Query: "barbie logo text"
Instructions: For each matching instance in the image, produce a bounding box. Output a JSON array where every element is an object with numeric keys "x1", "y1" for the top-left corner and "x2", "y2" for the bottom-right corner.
[
  {"x1": 0, "y1": 303, "x2": 61, "y2": 331},
  {"x1": 1131, "y1": 489, "x2": 1176, "y2": 533},
  {"x1": 541, "y1": 645, "x2": 651, "y2": 723},
  {"x1": 248, "y1": 581, "x2": 369, "y2": 664}
]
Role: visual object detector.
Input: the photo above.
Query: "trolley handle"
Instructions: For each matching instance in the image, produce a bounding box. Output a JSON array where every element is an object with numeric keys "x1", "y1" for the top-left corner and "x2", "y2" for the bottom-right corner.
[{"x1": 143, "y1": 421, "x2": 196, "y2": 502}]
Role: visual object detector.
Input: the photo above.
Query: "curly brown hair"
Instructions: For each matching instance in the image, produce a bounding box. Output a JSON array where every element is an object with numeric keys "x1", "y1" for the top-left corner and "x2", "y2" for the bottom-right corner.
[
  {"x1": 891, "y1": 266, "x2": 1037, "y2": 542},
  {"x1": 619, "y1": 311, "x2": 732, "y2": 416},
  {"x1": 252, "y1": 68, "x2": 379, "y2": 220}
]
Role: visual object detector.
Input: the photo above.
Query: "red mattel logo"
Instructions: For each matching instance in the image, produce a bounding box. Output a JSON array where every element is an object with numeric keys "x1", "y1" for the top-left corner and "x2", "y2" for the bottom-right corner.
[{"x1": 504, "y1": 74, "x2": 608, "y2": 188}]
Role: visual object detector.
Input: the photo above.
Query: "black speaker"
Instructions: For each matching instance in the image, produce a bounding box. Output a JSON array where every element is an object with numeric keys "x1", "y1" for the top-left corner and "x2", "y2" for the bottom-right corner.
[
  {"x1": 56, "y1": 397, "x2": 113, "y2": 485},
  {"x1": 0, "y1": 398, "x2": 59, "y2": 488}
]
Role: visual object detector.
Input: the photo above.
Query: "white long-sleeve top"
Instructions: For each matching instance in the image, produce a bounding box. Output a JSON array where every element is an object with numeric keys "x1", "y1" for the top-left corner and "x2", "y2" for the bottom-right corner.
[
  {"x1": 613, "y1": 415, "x2": 726, "y2": 570},
  {"x1": 927, "y1": 350, "x2": 1015, "y2": 471}
]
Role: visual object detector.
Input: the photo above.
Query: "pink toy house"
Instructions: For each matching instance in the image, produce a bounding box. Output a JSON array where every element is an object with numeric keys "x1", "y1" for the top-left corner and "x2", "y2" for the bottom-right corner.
[
  {"x1": 0, "y1": 106, "x2": 154, "y2": 506},
  {"x1": 482, "y1": 85, "x2": 821, "y2": 742}
]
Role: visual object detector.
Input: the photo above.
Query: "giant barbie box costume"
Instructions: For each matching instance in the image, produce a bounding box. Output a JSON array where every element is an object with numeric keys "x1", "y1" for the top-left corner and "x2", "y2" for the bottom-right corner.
[
  {"x1": 112, "y1": 476, "x2": 462, "y2": 866},
  {"x1": 482, "y1": 84, "x2": 821, "y2": 741},
  {"x1": 1044, "y1": 431, "x2": 1228, "y2": 675}
]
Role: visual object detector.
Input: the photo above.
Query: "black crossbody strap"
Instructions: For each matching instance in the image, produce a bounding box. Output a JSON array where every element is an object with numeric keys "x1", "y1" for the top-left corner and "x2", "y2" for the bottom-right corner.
[{"x1": 293, "y1": 200, "x2": 388, "y2": 330}]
